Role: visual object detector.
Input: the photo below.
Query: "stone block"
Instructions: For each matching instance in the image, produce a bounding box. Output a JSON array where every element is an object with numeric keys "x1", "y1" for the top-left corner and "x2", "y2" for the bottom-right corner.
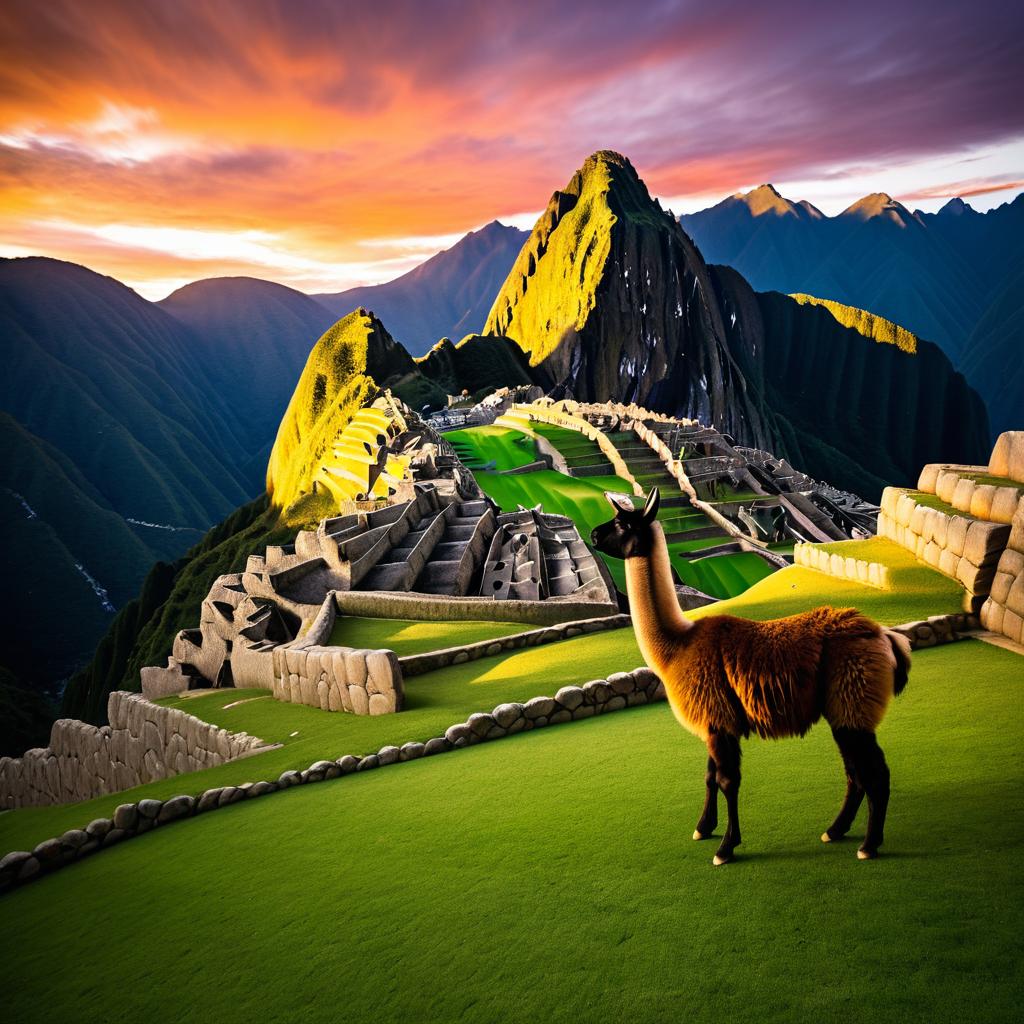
[
  {"x1": 554, "y1": 686, "x2": 584, "y2": 711},
  {"x1": 970, "y1": 486, "x2": 996, "y2": 521},
  {"x1": 343, "y1": 650, "x2": 368, "y2": 687},
  {"x1": 368, "y1": 692, "x2": 394, "y2": 715},
  {"x1": 964, "y1": 521, "x2": 1010, "y2": 566},
  {"x1": 946, "y1": 517, "x2": 969, "y2": 557},
  {"x1": 955, "y1": 559, "x2": 996, "y2": 595},
  {"x1": 989, "y1": 431, "x2": 1024, "y2": 483}
]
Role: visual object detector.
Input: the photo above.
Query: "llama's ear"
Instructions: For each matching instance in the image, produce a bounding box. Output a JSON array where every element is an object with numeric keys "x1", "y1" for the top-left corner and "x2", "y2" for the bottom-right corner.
[
  {"x1": 643, "y1": 487, "x2": 660, "y2": 522},
  {"x1": 604, "y1": 491, "x2": 634, "y2": 516}
]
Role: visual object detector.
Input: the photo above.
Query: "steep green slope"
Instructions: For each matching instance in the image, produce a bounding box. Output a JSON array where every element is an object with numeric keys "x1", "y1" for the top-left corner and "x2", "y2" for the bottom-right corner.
[
  {"x1": 682, "y1": 188, "x2": 1024, "y2": 369},
  {"x1": 61, "y1": 496, "x2": 296, "y2": 723},
  {"x1": 0, "y1": 258, "x2": 253, "y2": 527},
  {"x1": 483, "y1": 151, "x2": 771, "y2": 448}
]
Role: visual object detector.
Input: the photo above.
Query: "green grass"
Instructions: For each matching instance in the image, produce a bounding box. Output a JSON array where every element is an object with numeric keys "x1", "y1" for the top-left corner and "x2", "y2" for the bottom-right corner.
[
  {"x1": 531, "y1": 423, "x2": 610, "y2": 467},
  {"x1": 326, "y1": 616, "x2": 526, "y2": 655},
  {"x1": 443, "y1": 426, "x2": 538, "y2": 471},
  {"x1": 673, "y1": 551, "x2": 776, "y2": 599},
  {"x1": 908, "y1": 491, "x2": 977, "y2": 517},
  {"x1": 0, "y1": 627, "x2": 643, "y2": 854},
  {"x1": 690, "y1": 548, "x2": 963, "y2": 627},
  {"x1": 2, "y1": 639, "x2": 1021, "y2": 1024},
  {"x1": 962, "y1": 471, "x2": 1023, "y2": 490}
]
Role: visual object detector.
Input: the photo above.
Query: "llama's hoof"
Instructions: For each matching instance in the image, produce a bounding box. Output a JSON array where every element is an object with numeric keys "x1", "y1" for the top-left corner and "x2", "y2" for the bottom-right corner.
[
  {"x1": 712, "y1": 852, "x2": 733, "y2": 866},
  {"x1": 821, "y1": 831, "x2": 832, "y2": 843},
  {"x1": 857, "y1": 847, "x2": 878, "y2": 860},
  {"x1": 693, "y1": 829, "x2": 713, "y2": 841}
]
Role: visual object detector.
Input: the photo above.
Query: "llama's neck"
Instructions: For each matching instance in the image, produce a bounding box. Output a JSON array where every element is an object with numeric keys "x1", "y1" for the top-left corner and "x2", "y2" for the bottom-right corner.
[{"x1": 625, "y1": 521, "x2": 694, "y2": 670}]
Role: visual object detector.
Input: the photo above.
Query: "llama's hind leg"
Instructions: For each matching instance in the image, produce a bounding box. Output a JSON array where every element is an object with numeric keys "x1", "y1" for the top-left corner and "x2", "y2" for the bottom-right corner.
[
  {"x1": 832, "y1": 728, "x2": 890, "y2": 859},
  {"x1": 708, "y1": 732, "x2": 742, "y2": 866},
  {"x1": 822, "y1": 728, "x2": 865, "y2": 843},
  {"x1": 693, "y1": 755, "x2": 718, "y2": 840}
]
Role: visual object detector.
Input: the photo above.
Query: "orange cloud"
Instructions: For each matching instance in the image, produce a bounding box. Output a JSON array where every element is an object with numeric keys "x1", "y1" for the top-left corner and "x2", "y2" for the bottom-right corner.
[{"x1": 0, "y1": 1, "x2": 1021, "y2": 295}]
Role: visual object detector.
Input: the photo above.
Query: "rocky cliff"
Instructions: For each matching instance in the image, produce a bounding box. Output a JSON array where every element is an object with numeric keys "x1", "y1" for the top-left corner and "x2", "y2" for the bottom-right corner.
[{"x1": 484, "y1": 151, "x2": 773, "y2": 448}]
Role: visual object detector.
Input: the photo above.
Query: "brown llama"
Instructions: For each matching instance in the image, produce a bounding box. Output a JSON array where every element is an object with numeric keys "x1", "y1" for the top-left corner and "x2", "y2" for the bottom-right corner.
[{"x1": 591, "y1": 488, "x2": 911, "y2": 866}]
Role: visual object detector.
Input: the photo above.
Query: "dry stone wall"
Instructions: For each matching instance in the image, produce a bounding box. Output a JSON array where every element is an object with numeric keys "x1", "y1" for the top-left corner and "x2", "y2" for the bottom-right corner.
[
  {"x1": 980, "y1": 496, "x2": 1024, "y2": 646},
  {"x1": 270, "y1": 644, "x2": 402, "y2": 715},
  {"x1": 877, "y1": 488, "x2": 1010, "y2": 609},
  {"x1": 793, "y1": 542, "x2": 890, "y2": 589},
  {"x1": 0, "y1": 691, "x2": 267, "y2": 809}
]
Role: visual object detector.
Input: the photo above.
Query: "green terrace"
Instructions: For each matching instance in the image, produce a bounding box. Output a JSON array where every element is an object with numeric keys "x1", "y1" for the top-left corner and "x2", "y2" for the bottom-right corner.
[
  {"x1": 326, "y1": 615, "x2": 527, "y2": 656},
  {"x1": 443, "y1": 425, "x2": 538, "y2": 471}
]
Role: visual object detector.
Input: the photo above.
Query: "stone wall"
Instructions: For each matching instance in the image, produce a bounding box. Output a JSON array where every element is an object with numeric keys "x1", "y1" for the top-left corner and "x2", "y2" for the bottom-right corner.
[
  {"x1": 332, "y1": 590, "x2": 618, "y2": 625},
  {"x1": 0, "y1": 691, "x2": 268, "y2": 809},
  {"x1": 269, "y1": 644, "x2": 402, "y2": 715},
  {"x1": 980, "y1": 496, "x2": 1024, "y2": 646},
  {"x1": 877, "y1": 488, "x2": 1010, "y2": 610},
  {"x1": 793, "y1": 542, "x2": 891, "y2": 589}
]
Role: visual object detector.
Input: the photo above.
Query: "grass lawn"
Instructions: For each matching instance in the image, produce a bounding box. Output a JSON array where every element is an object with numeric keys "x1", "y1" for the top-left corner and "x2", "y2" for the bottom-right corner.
[
  {"x1": 326, "y1": 615, "x2": 526, "y2": 655},
  {"x1": 2, "y1": 639, "x2": 1021, "y2": 1024},
  {"x1": 443, "y1": 425, "x2": 538, "y2": 471},
  {"x1": 0, "y1": 627, "x2": 643, "y2": 854}
]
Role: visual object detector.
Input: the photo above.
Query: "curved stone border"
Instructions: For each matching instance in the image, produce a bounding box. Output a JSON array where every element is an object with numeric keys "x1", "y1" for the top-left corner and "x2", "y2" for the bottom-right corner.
[
  {"x1": 0, "y1": 667, "x2": 665, "y2": 896},
  {"x1": 889, "y1": 612, "x2": 980, "y2": 650},
  {"x1": 399, "y1": 614, "x2": 631, "y2": 676},
  {"x1": 794, "y1": 542, "x2": 890, "y2": 589}
]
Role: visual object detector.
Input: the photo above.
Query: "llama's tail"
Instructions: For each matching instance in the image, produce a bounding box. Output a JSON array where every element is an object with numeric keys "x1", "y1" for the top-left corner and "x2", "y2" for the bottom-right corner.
[{"x1": 885, "y1": 629, "x2": 912, "y2": 696}]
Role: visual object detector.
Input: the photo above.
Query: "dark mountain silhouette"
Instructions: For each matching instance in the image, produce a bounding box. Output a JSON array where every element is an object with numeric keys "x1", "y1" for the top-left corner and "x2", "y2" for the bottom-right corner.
[
  {"x1": 681, "y1": 188, "x2": 1024, "y2": 430},
  {"x1": 314, "y1": 220, "x2": 528, "y2": 356}
]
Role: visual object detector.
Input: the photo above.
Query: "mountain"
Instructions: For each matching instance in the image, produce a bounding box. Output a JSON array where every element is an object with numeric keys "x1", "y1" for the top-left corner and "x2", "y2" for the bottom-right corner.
[
  {"x1": 314, "y1": 221, "x2": 528, "y2": 356},
  {"x1": 485, "y1": 151, "x2": 775, "y2": 448},
  {"x1": 480, "y1": 151, "x2": 989, "y2": 495},
  {"x1": 416, "y1": 335, "x2": 535, "y2": 400},
  {"x1": 959, "y1": 264, "x2": 1024, "y2": 437},
  {"x1": 681, "y1": 188, "x2": 1024, "y2": 426},
  {"x1": 158, "y1": 277, "x2": 337, "y2": 486}
]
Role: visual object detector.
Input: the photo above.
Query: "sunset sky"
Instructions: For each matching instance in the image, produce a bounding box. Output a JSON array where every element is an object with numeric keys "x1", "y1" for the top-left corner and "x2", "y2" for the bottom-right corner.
[{"x1": 0, "y1": 0, "x2": 1021, "y2": 299}]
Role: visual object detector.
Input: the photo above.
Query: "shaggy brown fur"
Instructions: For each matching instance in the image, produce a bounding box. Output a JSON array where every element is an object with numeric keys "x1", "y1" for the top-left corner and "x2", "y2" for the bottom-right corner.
[{"x1": 591, "y1": 487, "x2": 912, "y2": 863}]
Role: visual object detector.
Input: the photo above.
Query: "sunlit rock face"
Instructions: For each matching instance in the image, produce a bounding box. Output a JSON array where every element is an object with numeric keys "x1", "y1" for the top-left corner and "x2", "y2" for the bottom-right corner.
[{"x1": 484, "y1": 150, "x2": 774, "y2": 447}]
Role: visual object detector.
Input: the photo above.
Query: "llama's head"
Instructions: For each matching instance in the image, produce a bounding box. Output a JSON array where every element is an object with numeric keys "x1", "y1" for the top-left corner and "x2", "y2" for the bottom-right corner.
[{"x1": 590, "y1": 488, "x2": 660, "y2": 559}]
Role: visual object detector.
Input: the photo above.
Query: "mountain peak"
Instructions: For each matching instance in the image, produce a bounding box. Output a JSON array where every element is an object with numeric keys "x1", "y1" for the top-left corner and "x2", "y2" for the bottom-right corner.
[
  {"x1": 840, "y1": 192, "x2": 911, "y2": 222},
  {"x1": 937, "y1": 196, "x2": 976, "y2": 217},
  {"x1": 739, "y1": 183, "x2": 799, "y2": 217}
]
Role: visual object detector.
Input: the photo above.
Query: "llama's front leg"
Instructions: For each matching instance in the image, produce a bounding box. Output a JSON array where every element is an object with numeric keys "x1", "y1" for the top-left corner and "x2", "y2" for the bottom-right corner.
[
  {"x1": 708, "y1": 732, "x2": 742, "y2": 866},
  {"x1": 693, "y1": 755, "x2": 718, "y2": 840}
]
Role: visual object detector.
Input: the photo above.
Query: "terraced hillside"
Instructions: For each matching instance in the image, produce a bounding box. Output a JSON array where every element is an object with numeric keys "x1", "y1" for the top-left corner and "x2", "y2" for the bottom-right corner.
[{"x1": 449, "y1": 413, "x2": 777, "y2": 600}]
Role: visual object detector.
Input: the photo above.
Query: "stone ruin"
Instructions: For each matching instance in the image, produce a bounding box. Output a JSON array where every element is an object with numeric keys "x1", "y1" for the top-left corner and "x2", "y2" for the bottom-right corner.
[{"x1": 143, "y1": 481, "x2": 619, "y2": 713}]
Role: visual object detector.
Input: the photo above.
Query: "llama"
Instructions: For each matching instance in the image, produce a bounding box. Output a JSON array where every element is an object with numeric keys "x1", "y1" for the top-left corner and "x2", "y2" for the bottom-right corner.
[{"x1": 591, "y1": 488, "x2": 911, "y2": 865}]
